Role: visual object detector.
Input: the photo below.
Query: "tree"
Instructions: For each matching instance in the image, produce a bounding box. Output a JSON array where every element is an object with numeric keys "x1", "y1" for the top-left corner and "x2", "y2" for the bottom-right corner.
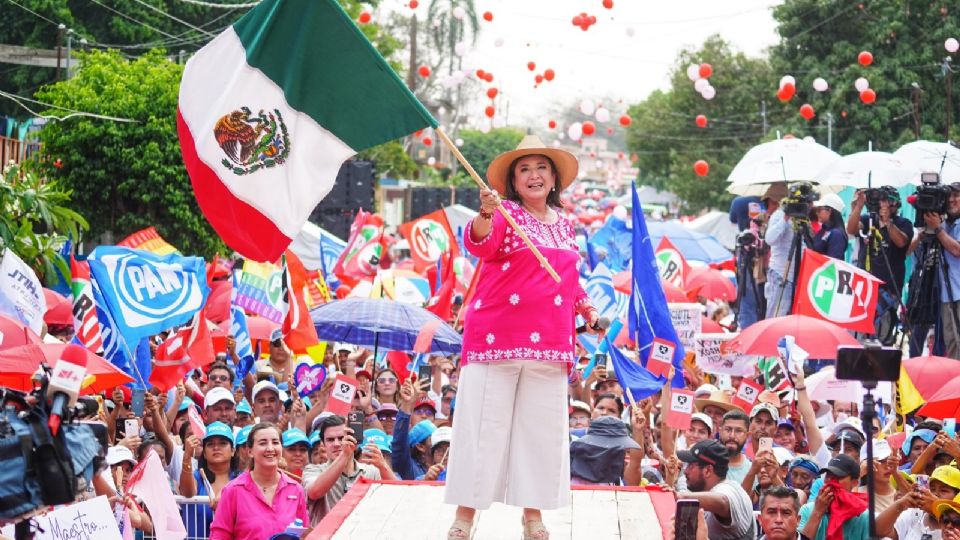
[
  {"x1": 456, "y1": 127, "x2": 524, "y2": 181},
  {"x1": 34, "y1": 49, "x2": 225, "y2": 256},
  {"x1": 0, "y1": 161, "x2": 88, "y2": 282}
]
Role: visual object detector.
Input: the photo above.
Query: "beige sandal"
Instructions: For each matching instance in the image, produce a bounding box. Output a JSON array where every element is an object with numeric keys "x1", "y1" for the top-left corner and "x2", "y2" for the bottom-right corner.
[
  {"x1": 448, "y1": 518, "x2": 474, "y2": 539},
  {"x1": 521, "y1": 517, "x2": 550, "y2": 540}
]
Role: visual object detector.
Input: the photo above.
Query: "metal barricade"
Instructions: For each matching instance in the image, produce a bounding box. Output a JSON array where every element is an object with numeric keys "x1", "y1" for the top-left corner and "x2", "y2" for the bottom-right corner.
[{"x1": 141, "y1": 496, "x2": 212, "y2": 540}]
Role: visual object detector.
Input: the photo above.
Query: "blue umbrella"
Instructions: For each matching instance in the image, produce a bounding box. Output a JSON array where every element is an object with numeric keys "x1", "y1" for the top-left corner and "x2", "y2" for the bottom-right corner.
[
  {"x1": 647, "y1": 221, "x2": 732, "y2": 264},
  {"x1": 310, "y1": 298, "x2": 462, "y2": 354}
]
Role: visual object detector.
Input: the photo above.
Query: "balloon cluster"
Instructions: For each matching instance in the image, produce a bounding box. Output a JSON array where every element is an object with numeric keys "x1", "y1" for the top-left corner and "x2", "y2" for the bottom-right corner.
[
  {"x1": 572, "y1": 12, "x2": 598, "y2": 31},
  {"x1": 777, "y1": 75, "x2": 796, "y2": 102},
  {"x1": 686, "y1": 63, "x2": 716, "y2": 100}
]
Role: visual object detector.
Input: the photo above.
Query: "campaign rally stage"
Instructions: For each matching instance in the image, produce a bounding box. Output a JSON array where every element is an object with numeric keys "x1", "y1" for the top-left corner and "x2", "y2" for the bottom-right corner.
[{"x1": 308, "y1": 480, "x2": 675, "y2": 539}]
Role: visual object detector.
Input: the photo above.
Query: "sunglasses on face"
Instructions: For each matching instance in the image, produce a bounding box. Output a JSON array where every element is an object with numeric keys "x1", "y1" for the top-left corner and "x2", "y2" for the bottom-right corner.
[
  {"x1": 209, "y1": 375, "x2": 230, "y2": 383},
  {"x1": 377, "y1": 414, "x2": 396, "y2": 421},
  {"x1": 377, "y1": 377, "x2": 397, "y2": 384},
  {"x1": 943, "y1": 515, "x2": 960, "y2": 528},
  {"x1": 414, "y1": 407, "x2": 435, "y2": 416}
]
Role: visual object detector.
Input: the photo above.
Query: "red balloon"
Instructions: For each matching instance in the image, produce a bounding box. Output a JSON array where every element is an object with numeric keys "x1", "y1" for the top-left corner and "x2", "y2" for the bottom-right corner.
[
  {"x1": 572, "y1": 14, "x2": 583, "y2": 26},
  {"x1": 698, "y1": 63, "x2": 713, "y2": 79},
  {"x1": 543, "y1": 69, "x2": 555, "y2": 81},
  {"x1": 858, "y1": 50, "x2": 873, "y2": 66},
  {"x1": 860, "y1": 88, "x2": 877, "y2": 104},
  {"x1": 482, "y1": 11, "x2": 493, "y2": 21},
  {"x1": 476, "y1": 69, "x2": 486, "y2": 79},
  {"x1": 548, "y1": 120, "x2": 557, "y2": 129},
  {"x1": 582, "y1": 121, "x2": 596, "y2": 136},
  {"x1": 418, "y1": 65, "x2": 430, "y2": 78},
  {"x1": 358, "y1": 11, "x2": 372, "y2": 24},
  {"x1": 484, "y1": 72, "x2": 494, "y2": 82},
  {"x1": 527, "y1": 61, "x2": 536, "y2": 71},
  {"x1": 602, "y1": 0, "x2": 614, "y2": 8},
  {"x1": 777, "y1": 82, "x2": 795, "y2": 102},
  {"x1": 409, "y1": 0, "x2": 418, "y2": 8},
  {"x1": 484, "y1": 106, "x2": 495, "y2": 118},
  {"x1": 589, "y1": 15, "x2": 597, "y2": 23},
  {"x1": 423, "y1": 136, "x2": 433, "y2": 146},
  {"x1": 693, "y1": 160, "x2": 710, "y2": 177},
  {"x1": 619, "y1": 114, "x2": 632, "y2": 126},
  {"x1": 606, "y1": 127, "x2": 614, "y2": 135},
  {"x1": 799, "y1": 103, "x2": 815, "y2": 120},
  {"x1": 535, "y1": 74, "x2": 544, "y2": 84},
  {"x1": 695, "y1": 114, "x2": 707, "y2": 128},
  {"x1": 487, "y1": 87, "x2": 498, "y2": 99}
]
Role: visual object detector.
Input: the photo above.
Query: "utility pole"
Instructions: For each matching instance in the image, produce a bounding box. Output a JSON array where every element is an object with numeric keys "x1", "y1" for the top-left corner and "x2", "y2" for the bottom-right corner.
[
  {"x1": 407, "y1": 14, "x2": 418, "y2": 92},
  {"x1": 826, "y1": 112, "x2": 834, "y2": 149},
  {"x1": 943, "y1": 56, "x2": 954, "y2": 139},
  {"x1": 55, "y1": 24, "x2": 65, "y2": 81},
  {"x1": 760, "y1": 99, "x2": 768, "y2": 135},
  {"x1": 912, "y1": 82, "x2": 922, "y2": 139},
  {"x1": 65, "y1": 29, "x2": 73, "y2": 78}
]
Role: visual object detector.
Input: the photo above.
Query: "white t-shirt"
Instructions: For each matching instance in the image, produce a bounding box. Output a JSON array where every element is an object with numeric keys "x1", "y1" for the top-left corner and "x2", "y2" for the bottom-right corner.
[
  {"x1": 894, "y1": 508, "x2": 941, "y2": 540},
  {"x1": 705, "y1": 479, "x2": 756, "y2": 540}
]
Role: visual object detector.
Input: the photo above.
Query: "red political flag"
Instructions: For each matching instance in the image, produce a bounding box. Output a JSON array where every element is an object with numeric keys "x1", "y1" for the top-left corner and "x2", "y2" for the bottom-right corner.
[
  {"x1": 398, "y1": 209, "x2": 460, "y2": 272},
  {"x1": 69, "y1": 256, "x2": 103, "y2": 354},
  {"x1": 792, "y1": 249, "x2": 882, "y2": 333},
  {"x1": 279, "y1": 251, "x2": 321, "y2": 354},
  {"x1": 149, "y1": 309, "x2": 215, "y2": 391},
  {"x1": 426, "y1": 252, "x2": 456, "y2": 321},
  {"x1": 655, "y1": 236, "x2": 692, "y2": 288},
  {"x1": 333, "y1": 210, "x2": 386, "y2": 285}
]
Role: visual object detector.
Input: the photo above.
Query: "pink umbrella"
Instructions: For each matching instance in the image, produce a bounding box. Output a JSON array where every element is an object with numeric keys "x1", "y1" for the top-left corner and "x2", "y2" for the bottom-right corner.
[
  {"x1": 902, "y1": 356, "x2": 960, "y2": 400},
  {"x1": 43, "y1": 288, "x2": 73, "y2": 326},
  {"x1": 0, "y1": 315, "x2": 41, "y2": 351},
  {"x1": 0, "y1": 343, "x2": 133, "y2": 393},
  {"x1": 729, "y1": 314, "x2": 859, "y2": 359},
  {"x1": 686, "y1": 268, "x2": 737, "y2": 302}
]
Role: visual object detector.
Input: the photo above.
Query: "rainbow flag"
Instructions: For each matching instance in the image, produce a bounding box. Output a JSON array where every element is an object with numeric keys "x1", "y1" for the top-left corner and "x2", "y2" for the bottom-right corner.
[
  {"x1": 118, "y1": 227, "x2": 180, "y2": 256},
  {"x1": 234, "y1": 260, "x2": 284, "y2": 323}
]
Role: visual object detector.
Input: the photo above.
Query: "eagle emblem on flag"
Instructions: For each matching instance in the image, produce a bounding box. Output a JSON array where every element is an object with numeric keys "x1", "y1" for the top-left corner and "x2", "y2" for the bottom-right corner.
[{"x1": 213, "y1": 106, "x2": 290, "y2": 175}]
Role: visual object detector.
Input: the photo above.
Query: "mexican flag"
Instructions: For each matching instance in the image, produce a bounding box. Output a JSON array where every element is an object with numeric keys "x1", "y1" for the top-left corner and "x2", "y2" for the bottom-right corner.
[
  {"x1": 177, "y1": 0, "x2": 437, "y2": 263},
  {"x1": 793, "y1": 248, "x2": 883, "y2": 333}
]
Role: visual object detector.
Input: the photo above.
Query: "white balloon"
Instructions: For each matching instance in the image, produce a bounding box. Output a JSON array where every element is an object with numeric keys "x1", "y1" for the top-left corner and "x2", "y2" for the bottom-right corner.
[
  {"x1": 492, "y1": 116, "x2": 505, "y2": 128},
  {"x1": 694, "y1": 78, "x2": 709, "y2": 92},
  {"x1": 612, "y1": 205, "x2": 628, "y2": 221},
  {"x1": 579, "y1": 100, "x2": 595, "y2": 116},
  {"x1": 454, "y1": 42, "x2": 468, "y2": 56},
  {"x1": 803, "y1": 136, "x2": 815, "y2": 143},
  {"x1": 625, "y1": 27, "x2": 635, "y2": 37},
  {"x1": 427, "y1": 157, "x2": 436, "y2": 165},
  {"x1": 568, "y1": 122, "x2": 583, "y2": 141},
  {"x1": 947, "y1": 38, "x2": 960, "y2": 53},
  {"x1": 812, "y1": 77, "x2": 829, "y2": 92},
  {"x1": 779, "y1": 75, "x2": 796, "y2": 89},
  {"x1": 686, "y1": 64, "x2": 700, "y2": 82},
  {"x1": 494, "y1": 37, "x2": 504, "y2": 47},
  {"x1": 854, "y1": 77, "x2": 869, "y2": 92},
  {"x1": 595, "y1": 108, "x2": 610, "y2": 123},
  {"x1": 452, "y1": 6, "x2": 465, "y2": 19},
  {"x1": 454, "y1": 138, "x2": 464, "y2": 146},
  {"x1": 701, "y1": 86, "x2": 716, "y2": 100}
]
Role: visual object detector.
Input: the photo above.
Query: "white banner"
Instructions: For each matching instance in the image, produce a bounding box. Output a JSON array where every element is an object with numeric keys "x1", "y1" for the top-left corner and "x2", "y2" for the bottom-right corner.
[
  {"x1": 668, "y1": 302, "x2": 702, "y2": 352},
  {"x1": 0, "y1": 495, "x2": 123, "y2": 540},
  {"x1": 0, "y1": 248, "x2": 47, "y2": 334},
  {"x1": 695, "y1": 333, "x2": 757, "y2": 376}
]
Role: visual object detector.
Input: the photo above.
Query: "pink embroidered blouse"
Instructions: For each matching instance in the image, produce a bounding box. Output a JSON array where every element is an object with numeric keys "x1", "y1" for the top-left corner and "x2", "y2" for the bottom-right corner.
[{"x1": 461, "y1": 200, "x2": 594, "y2": 365}]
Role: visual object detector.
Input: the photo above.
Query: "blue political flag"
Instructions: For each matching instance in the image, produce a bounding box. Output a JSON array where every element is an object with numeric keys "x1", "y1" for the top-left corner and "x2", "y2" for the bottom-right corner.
[
  {"x1": 317, "y1": 226, "x2": 346, "y2": 280},
  {"x1": 588, "y1": 217, "x2": 631, "y2": 272},
  {"x1": 230, "y1": 272, "x2": 256, "y2": 380},
  {"x1": 90, "y1": 275, "x2": 137, "y2": 382},
  {"x1": 87, "y1": 247, "x2": 209, "y2": 343},
  {"x1": 132, "y1": 337, "x2": 153, "y2": 389},
  {"x1": 608, "y1": 340, "x2": 667, "y2": 401},
  {"x1": 585, "y1": 262, "x2": 629, "y2": 321},
  {"x1": 628, "y1": 185, "x2": 685, "y2": 388}
]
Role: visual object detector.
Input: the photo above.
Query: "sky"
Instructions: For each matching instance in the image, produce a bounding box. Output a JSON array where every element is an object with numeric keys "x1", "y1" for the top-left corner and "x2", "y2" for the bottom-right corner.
[{"x1": 382, "y1": 0, "x2": 783, "y2": 127}]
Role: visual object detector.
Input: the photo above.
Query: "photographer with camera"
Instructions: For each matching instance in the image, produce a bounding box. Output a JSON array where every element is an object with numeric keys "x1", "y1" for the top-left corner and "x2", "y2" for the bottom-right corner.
[
  {"x1": 846, "y1": 186, "x2": 913, "y2": 340},
  {"x1": 916, "y1": 182, "x2": 960, "y2": 357},
  {"x1": 765, "y1": 182, "x2": 818, "y2": 318},
  {"x1": 735, "y1": 187, "x2": 782, "y2": 329}
]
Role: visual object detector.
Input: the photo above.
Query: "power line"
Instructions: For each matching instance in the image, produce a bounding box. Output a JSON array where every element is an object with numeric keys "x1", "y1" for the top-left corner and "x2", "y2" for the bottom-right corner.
[
  {"x1": 4, "y1": 0, "x2": 61, "y2": 27},
  {"x1": 0, "y1": 89, "x2": 138, "y2": 122},
  {"x1": 87, "y1": 0, "x2": 183, "y2": 41},
  {"x1": 173, "y1": 0, "x2": 260, "y2": 8},
  {"x1": 128, "y1": 0, "x2": 216, "y2": 38}
]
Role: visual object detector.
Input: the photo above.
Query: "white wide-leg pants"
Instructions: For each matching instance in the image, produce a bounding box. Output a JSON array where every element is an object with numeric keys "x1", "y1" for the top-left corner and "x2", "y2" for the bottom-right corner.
[{"x1": 443, "y1": 360, "x2": 570, "y2": 510}]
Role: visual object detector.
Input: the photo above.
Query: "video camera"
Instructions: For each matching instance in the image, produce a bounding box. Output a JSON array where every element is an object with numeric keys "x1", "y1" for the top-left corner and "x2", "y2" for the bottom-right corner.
[
  {"x1": 735, "y1": 230, "x2": 768, "y2": 257},
  {"x1": 910, "y1": 172, "x2": 953, "y2": 228},
  {"x1": 782, "y1": 182, "x2": 819, "y2": 219},
  {"x1": 864, "y1": 187, "x2": 894, "y2": 214}
]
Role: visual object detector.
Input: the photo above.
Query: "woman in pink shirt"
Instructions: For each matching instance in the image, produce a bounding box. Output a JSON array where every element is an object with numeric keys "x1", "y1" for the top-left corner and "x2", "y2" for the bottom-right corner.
[
  {"x1": 210, "y1": 423, "x2": 308, "y2": 539},
  {"x1": 444, "y1": 135, "x2": 602, "y2": 540}
]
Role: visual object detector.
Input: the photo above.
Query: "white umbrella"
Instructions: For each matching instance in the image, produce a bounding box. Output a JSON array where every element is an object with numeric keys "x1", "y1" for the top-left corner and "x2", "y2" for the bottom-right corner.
[
  {"x1": 805, "y1": 366, "x2": 892, "y2": 404},
  {"x1": 813, "y1": 151, "x2": 917, "y2": 190},
  {"x1": 893, "y1": 140, "x2": 960, "y2": 184},
  {"x1": 727, "y1": 138, "x2": 841, "y2": 196}
]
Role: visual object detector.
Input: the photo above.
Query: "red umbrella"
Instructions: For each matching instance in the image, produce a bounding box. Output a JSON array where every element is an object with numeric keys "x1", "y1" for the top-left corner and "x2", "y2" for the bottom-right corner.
[
  {"x1": 903, "y1": 356, "x2": 960, "y2": 400},
  {"x1": 246, "y1": 316, "x2": 280, "y2": 341},
  {"x1": 916, "y1": 378, "x2": 960, "y2": 419},
  {"x1": 0, "y1": 315, "x2": 41, "y2": 352},
  {"x1": 0, "y1": 343, "x2": 133, "y2": 393},
  {"x1": 729, "y1": 314, "x2": 859, "y2": 359},
  {"x1": 686, "y1": 268, "x2": 737, "y2": 302},
  {"x1": 613, "y1": 270, "x2": 688, "y2": 303},
  {"x1": 701, "y1": 315, "x2": 724, "y2": 333},
  {"x1": 43, "y1": 288, "x2": 73, "y2": 326}
]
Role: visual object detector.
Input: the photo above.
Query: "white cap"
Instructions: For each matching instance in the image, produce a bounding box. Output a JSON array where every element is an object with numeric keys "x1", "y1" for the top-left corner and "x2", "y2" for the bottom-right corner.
[
  {"x1": 252, "y1": 380, "x2": 280, "y2": 403},
  {"x1": 695, "y1": 384, "x2": 719, "y2": 399},
  {"x1": 335, "y1": 342, "x2": 356, "y2": 353},
  {"x1": 107, "y1": 445, "x2": 137, "y2": 467},
  {"x1": 814, "y1": 193, "x2": 845, "y2": 213},
  {"x1": 750, "y1": 402, "x2": 781, "y2": 422},
  {"x1": 832, "y1": 417, "x2": 865, "y2": 438},
  {"x1": 204, "y1": 387, "x2": 235, "y2": 408},
  {"x1": 691, "y1": 412, "x2": 714, "y2": 432},
  {"x1": 772, "y1": 446, "x2": 794, "y2": 466},
  {"x1": 570, "y1": 400, "x2": 592, "y2": 415},
  {"x1": 861, "y1": 438, "x2": 892, "y2": 462},
  {"x1": 432, "y1": 426, "x2": 452, "y2": 448}
]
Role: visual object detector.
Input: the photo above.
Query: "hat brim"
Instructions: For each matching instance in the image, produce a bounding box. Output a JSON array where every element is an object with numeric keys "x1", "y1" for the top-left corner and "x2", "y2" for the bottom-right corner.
[
  {"x1": 694, "y1": 398, "x2": 738, "y2": 414},
  {"x1": 574, "y1": 433, "x2": 641, "y2": 451},
  {"x1": 486, "y1": 147, "x2": 579, "y2": 196},
  {"x1": 676, "y1": 449, "x2": 699, "y2": 464},
  {"x1": 932, "y1": 500, "x2": 960, "y2": 520},
  {"x1": 823, "y1": 465, "x2": 854, "y2": 478}
]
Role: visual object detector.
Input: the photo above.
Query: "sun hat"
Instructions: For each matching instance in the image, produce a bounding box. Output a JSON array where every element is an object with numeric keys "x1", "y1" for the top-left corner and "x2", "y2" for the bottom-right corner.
[
  {"x1": 408, "y1": 420, "x2": 437, "y2": 447},
  {"x1": 204, "y1": 421, "x2": 235, "y2": 445},
  {"x1": 694, "y1": 384, "x2": 719, "y2": 399},
  {"x1": 931, "y1": 494, "x2": 960, "y2": 521},
  {"x1": 694, "y1": 391, "x2": 739, "y2": 414},
  {"x1": 814, "y1": 193, "x2": 845, "y2": 213},
  {"x1": 902, "y1": 429, "x2": 938, "y2": 455},
  {"x1": 485, "y1": 134, "x2": 579, "y2": 196}
]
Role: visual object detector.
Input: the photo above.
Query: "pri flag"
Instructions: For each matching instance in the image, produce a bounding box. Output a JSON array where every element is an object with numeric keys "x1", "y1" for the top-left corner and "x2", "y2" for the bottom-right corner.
[
  {"x1": 279, "y1": 252, "x2": 323, "y2": 359},
  {"x1": 149, "y1": 310, "x2": 215, "y2": 391},
  {"x1": 0, "y1": 248, "x2": 47, "y2": 334},
  {"x1": 398, "y1": 209, "x2": 460, "y2": 272},
  {"x1": 793, "y1": 249, "x2": 883, "y2": 333},
  {"x1": 177, "y1": 0, "x2": 437, "y2": 263},
  {"x1": 70, "y1": 257, "x2": 104, "y2": 353},
  {"x1": 655, "y1": 236, "x2": 692, "y2": 289},
  {"x1": 118, "y1": 227, "x2": 180, "y2": 256},
  {"x1": 334, "y1": 210, "x2": 386, "y2": 284},
  {"x1": 230, "y1": 272, "x2": 256, "y2": 380}
]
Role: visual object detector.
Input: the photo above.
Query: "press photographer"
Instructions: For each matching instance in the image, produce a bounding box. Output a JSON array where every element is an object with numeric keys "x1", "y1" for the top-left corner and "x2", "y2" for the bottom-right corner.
[
  {"x1": 733, "y1": 187, "x2": 780, "y2": 329},
  {"x1": 765, "y1": 182, "x2": 817, "y2": 318},
  {"x1": 845, "y1": 186, "x2": 913, "y2": 342}
]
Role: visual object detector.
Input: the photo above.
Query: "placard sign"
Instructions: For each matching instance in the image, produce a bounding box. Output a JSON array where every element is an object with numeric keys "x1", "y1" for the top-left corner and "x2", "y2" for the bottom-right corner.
[
  {"x1": 668, "y1": 303, "x2": 702, "y2": 352},
  {"x1": 647, "y1": 338, "x2": 675, "y2": 378},
  {"x1": 695, "y1": 333, "x2": 755, "y2": 376},
  {"x1": 0, "y1": 495, "x2": 123, "y2": 540},
  {"x1": 732, "y1": 379, "x2": 763, "y2": 411},
  {"x1": 324, "y1": 374, "x2": 359, "y2": 416},
  {"x1": 667, "y1": 389, "x2": 695, "y2": 430}
]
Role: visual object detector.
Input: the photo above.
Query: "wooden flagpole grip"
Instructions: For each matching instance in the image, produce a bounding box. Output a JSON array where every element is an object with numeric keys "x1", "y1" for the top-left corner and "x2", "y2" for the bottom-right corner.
[{"x1": 434, "y1": 128, "x2": 562, "y2": 283}]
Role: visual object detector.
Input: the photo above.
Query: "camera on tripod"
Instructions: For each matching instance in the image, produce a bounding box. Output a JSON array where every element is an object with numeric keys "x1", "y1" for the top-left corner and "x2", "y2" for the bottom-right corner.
[
  {"x1": 781, "y1": 182, "x2": 819, "y2": 219},
  {"x1": 909, "y1": 172, "x2": 953, "y2": 228}
]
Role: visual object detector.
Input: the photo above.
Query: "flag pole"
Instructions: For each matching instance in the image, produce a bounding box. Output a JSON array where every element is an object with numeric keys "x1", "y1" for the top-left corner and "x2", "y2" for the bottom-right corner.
[{"x1": 434, "y1": 127, "x2": 561, "y2": 283}]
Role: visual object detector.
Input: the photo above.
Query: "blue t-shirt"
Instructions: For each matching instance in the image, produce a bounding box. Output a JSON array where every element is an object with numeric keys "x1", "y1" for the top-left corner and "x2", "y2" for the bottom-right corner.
[
  {"x1": 729, "y1": 196, "x2": 763, "y2": 231},
  {"x1": 940, "y1": 219, "x2": 960, "y2": 302},
  {"x1": 812, "y1": 226, "x2": 848, "y2": 260}
]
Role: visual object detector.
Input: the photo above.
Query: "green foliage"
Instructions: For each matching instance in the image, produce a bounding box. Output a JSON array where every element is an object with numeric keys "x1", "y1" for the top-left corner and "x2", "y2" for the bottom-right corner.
[
  {"x1": 457, "y1": 127, "x2": 524, "y2": 181},
  {"x1": 357, "y1": 140, "x2": 417, "y2": 178},
  {"x1": 0, "y1": 161, "x2": 88, "y2": 282},
  {"x1": 34, "y1": 49, "x2": 225, "y2": 257}
]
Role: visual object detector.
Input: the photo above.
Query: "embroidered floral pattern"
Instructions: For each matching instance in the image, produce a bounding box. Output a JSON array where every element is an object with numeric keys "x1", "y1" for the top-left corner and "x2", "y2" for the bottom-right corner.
[
  {"x1": 530, "y1": 332, "x2": 541, "y2": 343},
  {"x1": 509, "y1": 293, "x2": 520, "y2": 305},
  {"x1": 474, "y1": 299, "x2": 482, "y2": 310},
  {"x1": 502, "y1": 262, "x2": 510, "y2": 272},
  {"x1": 554, "y1": 295, "x2": 562, "y2": 306},
  {"x1": 486, "y1": 333, "x2": 495, "y2": 345},
  {"x1": 466, "y1": 347, "x2": 575, "y2": 364}
]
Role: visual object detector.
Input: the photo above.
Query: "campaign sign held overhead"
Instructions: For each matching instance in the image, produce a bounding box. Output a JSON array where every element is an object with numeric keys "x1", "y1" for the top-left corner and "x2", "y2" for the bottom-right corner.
[{"x1": 88, "y1": 247, "x2": 209, "y2": 342}]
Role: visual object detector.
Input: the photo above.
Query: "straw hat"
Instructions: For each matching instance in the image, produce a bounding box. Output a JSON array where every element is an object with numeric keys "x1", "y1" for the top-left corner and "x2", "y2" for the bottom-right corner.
[
  {"x1": 694, "y1": 391, "x2": 740, "y2": 414},
  {"x1": 486, "y1": 134, "x2": 579, "y2": 196}
]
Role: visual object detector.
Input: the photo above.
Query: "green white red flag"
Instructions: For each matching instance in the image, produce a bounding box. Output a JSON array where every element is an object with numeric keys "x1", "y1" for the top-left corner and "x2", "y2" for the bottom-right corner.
[
  {"x1": 792, "y1": 248, "x2": 883, "y2": 333},
  {"x1": 655, "y1": 236, "x2": 691, "y2": 288},
  {"x1": 398, "y1": 209, "x2": 460, "y2": 273},
  {"x1": 177, "y1": 0, "x2": 437, "y2": 263}
]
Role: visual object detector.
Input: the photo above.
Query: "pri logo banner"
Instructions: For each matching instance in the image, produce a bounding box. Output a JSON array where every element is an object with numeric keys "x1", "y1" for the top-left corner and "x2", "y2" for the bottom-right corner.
[
  {"x1": 398, "y1": 209, "x2": 460, "y2": 272},
  {"x1": 88, "y1": 247, "x2": 209, "y2": 343},
  {"x1": 793, "y1": 249, "x2": 882, "y2": 333},
  {"x1": 655, "y1": 236, "x2": 691, "y2": 289}
]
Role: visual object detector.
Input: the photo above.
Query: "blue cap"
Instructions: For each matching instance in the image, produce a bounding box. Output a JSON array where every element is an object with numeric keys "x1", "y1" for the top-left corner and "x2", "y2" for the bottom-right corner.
[
  {"x1": 235, "y1": 425, "x2": 253, "y2": 446},
  {"x1": 204, "y1": 421, "x2": 235, "y2": 445},
  {"x1": 236, "y1": 399, "x2": 252, "y2": 416},
  {"x1": 408, "y1": 420, "x2": 437, "y2": 447},
  {"x1": 363, "y1": 428, "x2": 391, "y2": 453},
  {"x1": 270, "y1": 328, "x2": 283, "y2": 343},
  {"x1": 308, "y1": 430, "x2": 321, "y2": 447},
  {"x1": 282, "y1": 428, "x2": 309, "y2": 448},
  {"x1": 903, "y1": 429, "x2": 938, "y2": 455},
  {"x1": 178, "y1": 397, "x2": 194, "y2": 413}
]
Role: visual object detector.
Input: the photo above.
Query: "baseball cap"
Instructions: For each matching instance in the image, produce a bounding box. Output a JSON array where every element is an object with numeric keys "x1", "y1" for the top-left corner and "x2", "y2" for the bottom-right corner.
[
  {"x1": 235, "y1": 425, "x2": 253, "y2": 447},
  {"x1": 282, "y1": 428, "x2": 309, "y2": 448},
  {"x1": 356, "y1": 369, "x2": 373, "y2": 381},
  {"x1": 750, "y1": 402, "x2": 780, "y2": 422},
  {"x1": 690, "y1": 412, "x2": 714, "y2": 433},
  {"x1": 830, "y1": 430, "x2": 866, "y2": 450},
  {"x1": 902, "y1": 429, "x2": 938, "y2": 455},
  {"x1": 694, "y1": 384, "x2": 719, "y2": 399},
  {"x1": 204, "y1": 387, "x2": 235, "y2": 409},
  {"x1": 408, "y1": 420, "x2": 437, "y2": 447},
  {"x1": 832, "y1": 417, "x2": 865, "y2": 438},
  {"x1": 931, "y1": 494, "x2": 960, "y2": 521},
  {"x1": 377, "y1": 403, "x2": 399, "y2": 415},
  {"x1": 677, "y1": 440, "x2": 730, "y2": 470},
  {"x1": 106, "y1": 445, "x2": 137, "y2": 467},
  {"x1": 204, "y1": 421, "x2": 235, "y2": 445},
  {"x1": 236, "y1": 399, "x2": 253, "y2": 416},
  {"x1": 362, "y1": 429, "x2": 391, "y2": 453},
  {"x1": 252, "y1": 380, "x2": 280, "y2": 403},
  {"x1": 814, "y1": 193, "x2": 845, "y2": 213},
  {"x1": 823, "y1": 454, "x2": 859, "y2": 478},
  {"x1": 772, "y1": 446, "x2": 794, "y2": 466},
  {"x1": 932, "y1": 466, "x2": 960, "y2": 491},
  {"x1": 414, "y1": 399, "x2": 437, "y2": 413},
  {"x1": 570, "y1": 401, "x2": 592, "y2": 415},
  {"x1": 431, "y1": 426, "x2": 452, "y2": 449},
  {"x1": 270, "y1": 328, "x2": 283, "y2": 344},
  {"x1": 308, "y1": 431, "x2": 321, "y2": 448},
  {"x1": 777, "y1": 418, "x2": 796, "y2": 431},
  {"x1": 178, "y1": 396, "x2": 195, "y2": 413},
  {"x1": 860, "y1": 438, "x2": 892, "y2": 462}
]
